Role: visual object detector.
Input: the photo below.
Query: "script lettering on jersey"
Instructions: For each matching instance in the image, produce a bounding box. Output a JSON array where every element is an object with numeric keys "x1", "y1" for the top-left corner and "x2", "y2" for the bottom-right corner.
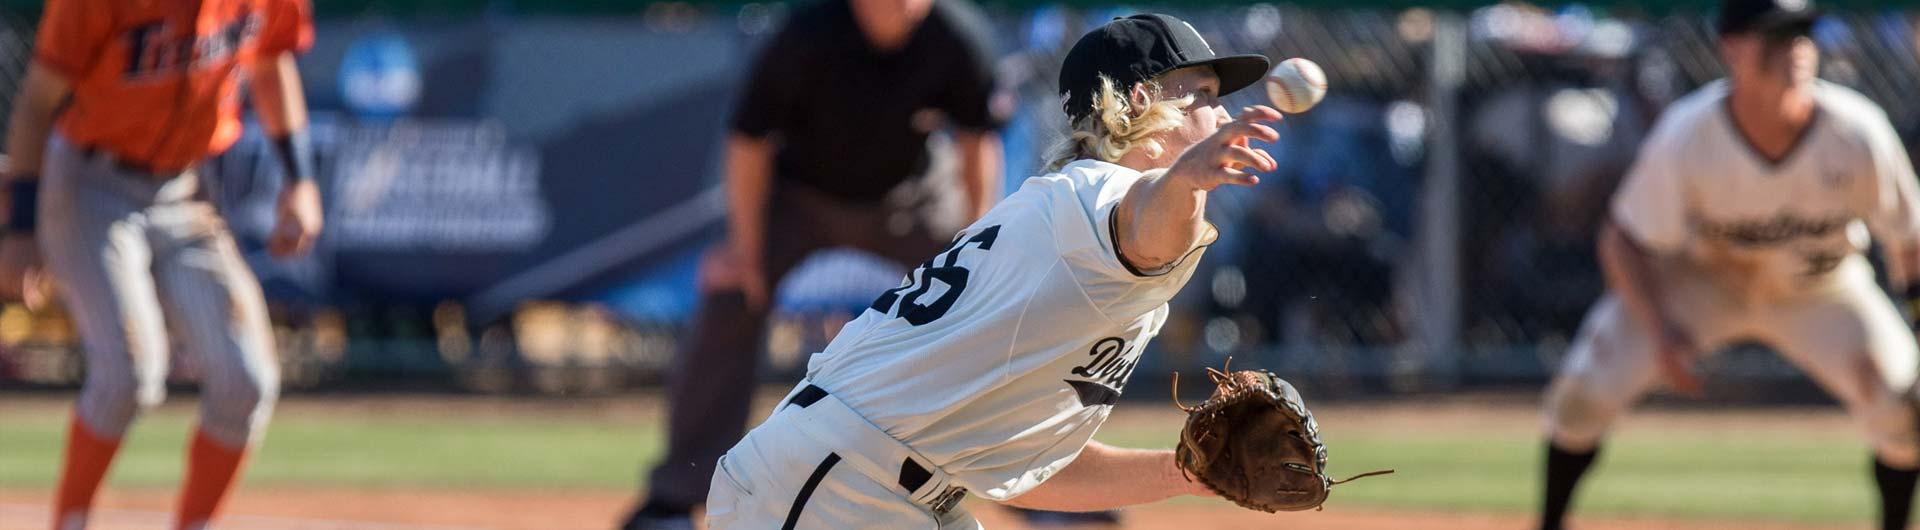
[
  {"x1": 124, "y1": 12, "x2": 263, "y2": 80},
  {"x1": 1692, "y1": 212, "x2": 1850, "y2": 247},
  {"x1": 1063, "y1": 336, "x2": 1140, "y2": 407}
]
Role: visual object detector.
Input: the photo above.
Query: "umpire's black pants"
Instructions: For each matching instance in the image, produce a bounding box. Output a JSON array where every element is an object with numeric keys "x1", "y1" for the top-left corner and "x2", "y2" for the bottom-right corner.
[{"x1": 643, "y1": 180, "x2": 952, "y2": 509}]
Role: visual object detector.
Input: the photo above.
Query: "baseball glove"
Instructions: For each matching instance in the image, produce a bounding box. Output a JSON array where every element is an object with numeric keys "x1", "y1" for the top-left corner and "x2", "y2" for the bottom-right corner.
[{"x1": 1173, "y1": 363, "x2": 1392, "y2": 512}]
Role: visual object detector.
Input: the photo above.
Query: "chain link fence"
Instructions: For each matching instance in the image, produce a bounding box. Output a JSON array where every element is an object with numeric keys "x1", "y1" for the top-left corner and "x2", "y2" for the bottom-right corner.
[
  {"x1": 0, "y1": 10, "x2": 29, "y2": 147},
  {"x1": 2, "y1": 4, "x2": 1918, "y2": 398},
  {"x1": 1450, "y1": 7, "x2": 1920, "y2": 396},
  {"x1": 1000, "y1": 4, "x2": 1920, "y2": 396}
]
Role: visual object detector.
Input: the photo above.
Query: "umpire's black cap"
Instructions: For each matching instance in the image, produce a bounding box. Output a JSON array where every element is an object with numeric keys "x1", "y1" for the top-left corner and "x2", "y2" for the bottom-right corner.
[
  {"x1": 1058, "y1": 14, "x2": 1270, "y2": 124},
  {"x1": 1718, "y1": 0, "x2": 1820, "y2": 35}
]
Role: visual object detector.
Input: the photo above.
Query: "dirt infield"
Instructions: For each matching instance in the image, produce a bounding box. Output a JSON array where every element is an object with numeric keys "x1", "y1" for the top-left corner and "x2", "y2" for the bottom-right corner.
[{"x1": 0, "y1": 487, "x2": 1854, "y2": 530}]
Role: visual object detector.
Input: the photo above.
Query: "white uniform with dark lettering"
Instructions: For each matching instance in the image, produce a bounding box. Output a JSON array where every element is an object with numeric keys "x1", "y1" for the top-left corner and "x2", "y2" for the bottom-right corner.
[
  {"x1": 704, "y1": 159, "x2": 1210, "y2": 529},
  {"x1": 1545, "y1": 80, "x2": 1920, "y2": 466}
]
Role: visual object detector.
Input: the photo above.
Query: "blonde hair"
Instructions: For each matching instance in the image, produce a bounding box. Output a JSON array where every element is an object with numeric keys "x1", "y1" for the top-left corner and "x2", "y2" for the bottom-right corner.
[{"x1": 1045, "y1": 74, "x2": 1196, "y2": 171}]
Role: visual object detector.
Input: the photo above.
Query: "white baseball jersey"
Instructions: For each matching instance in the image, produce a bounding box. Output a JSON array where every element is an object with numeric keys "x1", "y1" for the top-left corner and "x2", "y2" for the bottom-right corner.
[
  {"x1": 1547, "y1": 80, "x2": 1920, "y2": 465},
  {"x1": 804, "y1": 158, "x2": 1211, "y2": 501},
  {"x1": 1613, "y1": 80, "x2": 1920, "y2": 295}
]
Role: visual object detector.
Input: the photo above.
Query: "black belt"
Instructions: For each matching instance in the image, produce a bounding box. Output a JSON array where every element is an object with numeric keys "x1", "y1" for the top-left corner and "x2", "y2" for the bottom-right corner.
[
  {"x1": 79, "y1": 146, "x2": 181, "y2": 176},
  {"x1": 784, "y1": 384, "x2": 947, "y2": 499}
]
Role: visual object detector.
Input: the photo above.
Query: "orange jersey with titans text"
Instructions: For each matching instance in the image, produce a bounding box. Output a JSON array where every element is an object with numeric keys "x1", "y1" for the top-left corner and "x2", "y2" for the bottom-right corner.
[{"x1": 34, "y1": 0, "x2": 312, "y2": 172}]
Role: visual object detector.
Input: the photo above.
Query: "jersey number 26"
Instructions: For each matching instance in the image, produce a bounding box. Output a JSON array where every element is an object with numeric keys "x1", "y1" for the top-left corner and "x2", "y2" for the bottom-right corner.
[{"x1": 870, "y1": 225, "x2": 1001, "y2": 326}]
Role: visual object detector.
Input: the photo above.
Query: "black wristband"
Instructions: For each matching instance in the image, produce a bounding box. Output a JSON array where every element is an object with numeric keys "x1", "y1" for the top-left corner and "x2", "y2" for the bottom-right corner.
[
  {"x1": 270, "y1": 129, "x2": 316, "y2": 183},
  {"x1": 7, "y1": 178, "x2": 37, "y2": 234}
]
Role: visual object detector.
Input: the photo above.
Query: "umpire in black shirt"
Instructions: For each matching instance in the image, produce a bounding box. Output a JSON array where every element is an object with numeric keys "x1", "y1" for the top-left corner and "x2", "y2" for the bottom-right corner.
[{"x1": 622, "y1": 0, "x2": 1008, "y2": 527}]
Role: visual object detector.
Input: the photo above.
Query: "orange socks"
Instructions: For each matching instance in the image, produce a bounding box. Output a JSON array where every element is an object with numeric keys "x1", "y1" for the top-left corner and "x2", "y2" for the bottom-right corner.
[
  {"x1": 52, "y1": 415, "x2": 253, "y2": 530},
  {"x1": 52, "y1": 417, "x2": 254, "y2": 530},
  {"x1": 174, "y1": 429, "x2": 249, "y2": 530},
  {"x1": 51, "y1": 414, "x2": 121, "y2": 530}
]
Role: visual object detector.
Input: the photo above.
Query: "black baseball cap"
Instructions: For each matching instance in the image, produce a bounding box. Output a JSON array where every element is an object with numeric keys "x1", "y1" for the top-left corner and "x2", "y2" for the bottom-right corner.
[
  {"x1": 1058, "y1": 14, "x2": 1270, "y2": 124},
  {"x1": 1718, "y1": 0, "x2": 1820, "y2": 35}
]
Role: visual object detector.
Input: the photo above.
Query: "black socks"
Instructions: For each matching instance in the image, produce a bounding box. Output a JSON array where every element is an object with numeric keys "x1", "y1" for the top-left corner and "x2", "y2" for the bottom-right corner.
[
  {"x1": 1876, "y1": 456, "x2": 1919, "y2": 530},
  {"x1": 1541, "y1": 441, "x2": 1600, "y2": 530}
]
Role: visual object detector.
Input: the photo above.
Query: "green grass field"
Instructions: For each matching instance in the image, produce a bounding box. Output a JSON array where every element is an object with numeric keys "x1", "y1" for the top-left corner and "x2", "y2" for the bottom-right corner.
[{"x1": 0, "y1": 395, "x2": 1874, "y2": 525}]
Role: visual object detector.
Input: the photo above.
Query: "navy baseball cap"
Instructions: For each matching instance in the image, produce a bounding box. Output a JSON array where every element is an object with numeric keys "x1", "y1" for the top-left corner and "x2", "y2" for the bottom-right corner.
[
  {"x1": 1058, "y1": 14, "x2": 1270, "y2": 124},
  {"x1": 1718, "y1": 0, "x2": 1820, "y2": 35}
]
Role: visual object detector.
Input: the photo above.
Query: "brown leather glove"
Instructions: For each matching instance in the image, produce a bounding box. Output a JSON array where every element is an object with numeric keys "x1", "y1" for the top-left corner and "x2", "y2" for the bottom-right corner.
[{"x1": 1174, "y1": 366, "x2": 1392, "y2": 512}]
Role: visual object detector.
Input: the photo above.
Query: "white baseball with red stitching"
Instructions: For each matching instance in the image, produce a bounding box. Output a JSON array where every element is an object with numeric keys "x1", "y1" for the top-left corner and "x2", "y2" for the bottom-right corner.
[{"x1": 1265, "y1": 58, "x2": 1327, "y2": 114}]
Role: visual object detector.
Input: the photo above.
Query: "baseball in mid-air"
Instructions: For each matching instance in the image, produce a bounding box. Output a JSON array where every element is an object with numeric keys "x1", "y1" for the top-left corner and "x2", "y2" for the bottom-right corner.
[{"x1": 1265, "y1": 58, "x2": 1328, "y2": 114}]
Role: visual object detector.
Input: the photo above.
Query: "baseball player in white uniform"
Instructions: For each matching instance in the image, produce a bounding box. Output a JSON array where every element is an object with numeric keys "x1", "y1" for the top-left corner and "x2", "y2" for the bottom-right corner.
[
  {"x1": 1539, "y1": 1, "x2": 1920, "y2": 529},
  {"x1": 702, "y1": 14, "x2": 1280, "y2": 529}
]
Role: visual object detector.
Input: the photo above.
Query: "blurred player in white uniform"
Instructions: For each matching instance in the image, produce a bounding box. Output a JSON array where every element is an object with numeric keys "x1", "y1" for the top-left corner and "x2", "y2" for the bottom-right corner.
[
  {"x1": 1540, "y1": 1, "x2": 1920, "y2": 529},
  {"x1": 702, "y1": 14, "x2": 1283, "y2": 529}
]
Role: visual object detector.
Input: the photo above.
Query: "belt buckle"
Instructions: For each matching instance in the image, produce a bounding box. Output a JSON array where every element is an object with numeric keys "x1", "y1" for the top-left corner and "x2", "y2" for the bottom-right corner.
[
  {"x1": 928, "y1": 485, "x2": 966, "y2": 515},
  {"x1": 80, "y1": 146, "x2": 166, "y2": 176}
]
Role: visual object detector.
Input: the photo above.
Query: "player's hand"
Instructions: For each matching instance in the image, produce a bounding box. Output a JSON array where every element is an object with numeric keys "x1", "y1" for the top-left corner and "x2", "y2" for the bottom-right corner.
[
  {"x1": 1656, "y1": 326, "x2": 1703, "y2": 397},
  {"x1": 1164, "y1": 105, "x2": 1282, "y2": 192},
  {"x1": 727, "y1": 243, "x2": 769, "y2": 310},
  {"x1": 701, "y1": 244, "x2": 770, "y2": 310},
  {"x1": 0, "y1": 234, "x2": 52, "y2": 311},
  {"x1": 738, "y1": 260, "x2": 769, "y2": 310},
  {"x1": 269, "y1": 180, "x2": 323, "y2": 259}
]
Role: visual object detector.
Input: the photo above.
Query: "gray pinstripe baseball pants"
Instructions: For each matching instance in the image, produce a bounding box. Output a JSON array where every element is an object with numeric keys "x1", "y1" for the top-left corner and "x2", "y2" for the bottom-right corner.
[{"x1": 41, "y1": 135, "x2": 278, "y2": 448}]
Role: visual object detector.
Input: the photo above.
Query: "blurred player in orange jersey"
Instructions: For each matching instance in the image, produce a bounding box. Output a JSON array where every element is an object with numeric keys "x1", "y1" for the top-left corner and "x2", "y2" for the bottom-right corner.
[{"x1": 0, "y1": 0, "x2": 323, "y2": 528}]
